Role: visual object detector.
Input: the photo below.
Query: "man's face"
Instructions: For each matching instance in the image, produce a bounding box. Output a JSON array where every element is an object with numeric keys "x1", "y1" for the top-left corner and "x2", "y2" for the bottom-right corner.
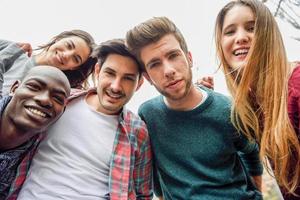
[
  {"x1": 95, "y1": 54, "x2": 142, "y2": 115},
  {"x1": 7, "y1": 69, "x2": 70, "y2": 133},
  {"x1": 140, "y1": 34, "x2": 193, "y2": 101}
]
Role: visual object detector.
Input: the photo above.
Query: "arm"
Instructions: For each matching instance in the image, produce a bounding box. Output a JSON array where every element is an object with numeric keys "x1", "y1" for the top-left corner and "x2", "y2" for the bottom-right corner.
[
  {"x1": 0, "y1": 42, "x2": 30, "y2": 98},
  {"x1": 234, "y1": 135, "x2": 263, "y2": 191},
  {"x1": 134, "y1": 122, "x2": 153, "y2": 200}
]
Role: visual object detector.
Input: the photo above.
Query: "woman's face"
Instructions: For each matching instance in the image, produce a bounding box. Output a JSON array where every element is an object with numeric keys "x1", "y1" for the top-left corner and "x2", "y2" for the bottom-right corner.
[
  {"x1": 44, "y1": 36, "x2": 91, "y2": 70},
  {"x1": 221, "y1": 5, "x2": 255, "y2": 70}
]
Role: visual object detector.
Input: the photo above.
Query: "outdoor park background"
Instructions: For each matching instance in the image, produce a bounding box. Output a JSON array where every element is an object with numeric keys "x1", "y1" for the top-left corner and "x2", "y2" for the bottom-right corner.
[{"x1": 1, "y1": 0, "x2": 299, "y2": 199}]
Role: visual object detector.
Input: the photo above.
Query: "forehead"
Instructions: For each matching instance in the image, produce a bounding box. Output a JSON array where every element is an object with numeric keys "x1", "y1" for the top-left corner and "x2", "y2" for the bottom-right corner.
[
  {"x1": 57, "y1": 36, "x2": 85, "y2": 44},
  {"x1": 140, "y1": 34, "x2": 181, "y2": 61},
  {"x1": 23, "y1": 71, "x2": 69, "y2": 92},
  {"x1": 223, "y1": 5, "x2": 255, "y2": 28},
  {"x1": 101, "y1": 54, "x2": 139, "y2": 76}
]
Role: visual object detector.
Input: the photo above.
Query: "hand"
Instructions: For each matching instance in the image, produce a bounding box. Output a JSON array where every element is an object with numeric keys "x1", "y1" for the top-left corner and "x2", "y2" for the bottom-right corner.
[
  {"x1": 17, "y1": 42, "x2": 33, "y2": 57},
  {"x1": 196, "y1": 76, "x2": 214, "y2": 90}
]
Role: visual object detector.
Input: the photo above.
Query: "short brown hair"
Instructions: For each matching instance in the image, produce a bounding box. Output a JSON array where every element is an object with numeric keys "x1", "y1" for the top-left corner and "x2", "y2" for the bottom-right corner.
[
  {"x1": 93, "y1": 38, "x2": 143, "y2": 76},
  {"x1": 126, "y1": 16, "x2": 188, "y2": 70}
]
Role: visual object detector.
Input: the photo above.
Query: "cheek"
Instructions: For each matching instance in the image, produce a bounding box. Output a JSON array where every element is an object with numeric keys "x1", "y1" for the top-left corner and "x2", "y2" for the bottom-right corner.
[
  {"x1": 148, "y1": 70, "x2": 162, "y2": 83},
  {"x1": 221, "y1": 41, "x2": 232, "y2": 61},
  {"x1": 221, "y1": 39, "x2": 230, "y2": 53}
]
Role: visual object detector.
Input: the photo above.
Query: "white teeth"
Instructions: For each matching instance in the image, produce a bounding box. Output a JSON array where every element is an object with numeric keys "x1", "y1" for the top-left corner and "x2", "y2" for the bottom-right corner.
[
  {"x1": 27, "y1": 108, "x2": 47, "y2": 118},
  {"x1": 234, "y1": 49, "x2": 248, "y2": 56},
  {"x1": 106, "y1": 91, "x2": 122, "y2": 99}
]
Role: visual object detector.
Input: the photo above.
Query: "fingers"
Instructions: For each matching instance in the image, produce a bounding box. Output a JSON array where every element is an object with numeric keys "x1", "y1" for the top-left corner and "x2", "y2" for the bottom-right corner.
[
  {"x1": 17, "y1": 42, "x2": 33, "y2": 57},
  {"x1": 196, "y1": 75, "x2": 214, "y2": 90}
]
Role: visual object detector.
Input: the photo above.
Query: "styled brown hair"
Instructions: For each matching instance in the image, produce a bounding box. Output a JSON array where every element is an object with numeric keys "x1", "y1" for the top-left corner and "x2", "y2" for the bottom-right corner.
[
  {"x1": 93, "y1": 38, "x2": 143, "y2": 77},
  {"x1": 126, "y1": 16, "x2": 188, "y2": 70}
]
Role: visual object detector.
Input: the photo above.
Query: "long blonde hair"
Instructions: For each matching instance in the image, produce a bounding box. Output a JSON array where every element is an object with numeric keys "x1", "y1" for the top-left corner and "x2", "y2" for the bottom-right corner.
[{"x1": 215, "y1": 0, "x2": 300, "y2": 193}]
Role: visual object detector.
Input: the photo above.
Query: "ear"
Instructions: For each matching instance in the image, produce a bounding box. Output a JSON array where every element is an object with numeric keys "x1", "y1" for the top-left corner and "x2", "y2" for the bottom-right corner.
[
  {"x1": 187, "y1": 51, "x2": 193, "y2": 67},
  {"x1": 142, "y1": 72, "x2": 153, "y2": 85},
  {"x1": 10, "y1": 80, "x2": 21, "y2": 95},
  {"x1": 135, "y1": 76, "x2": 144, "y2": 91},
  {"x1": 94, "y1": 62, "x2": 101, "y2": 79}
]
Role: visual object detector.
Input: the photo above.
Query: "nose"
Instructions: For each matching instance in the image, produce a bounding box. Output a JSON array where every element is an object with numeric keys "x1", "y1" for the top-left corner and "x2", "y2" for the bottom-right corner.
[
  {"x1": 236, "y1": 29, "x2": 250, "y2": 44},
  {"x1": 62, "y1": 50, "x2": 73, "y2": 62},
  {"x1": 110, "y1": 78, "x2": 122, "y2": 92},
  {"x1": 34, "y1": 91, "x2": 53, "y2": 108},
  {"x1": 164, "y1": 61, "x2": 176, "y2": 78}
]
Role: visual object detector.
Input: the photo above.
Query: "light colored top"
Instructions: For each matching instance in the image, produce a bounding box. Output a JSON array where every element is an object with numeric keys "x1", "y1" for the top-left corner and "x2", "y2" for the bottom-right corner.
[
  {"x1": 0, "y1": 39, "x2": 31, "y2": 98},
  {"x1": 18, "y1": 95, "x2": 118, "y2": 200}
]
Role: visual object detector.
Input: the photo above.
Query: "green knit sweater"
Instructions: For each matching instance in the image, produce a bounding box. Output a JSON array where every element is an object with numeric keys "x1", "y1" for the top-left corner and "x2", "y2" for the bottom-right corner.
[{"x1": 138, "y1": 87, "x2": 263, "y2": 200}]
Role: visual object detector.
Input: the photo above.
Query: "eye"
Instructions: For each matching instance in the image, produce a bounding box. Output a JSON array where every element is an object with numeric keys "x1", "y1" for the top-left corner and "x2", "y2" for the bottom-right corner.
[
  {"x1": 73, "y1": 55, "x2": 81, "y2": 64},
  {"x1": 104, "y1": 70, "x2": 114, "y2": 76},
  {"x1": 26, "y1": 83, "x2": 41, "y2": 91},
  {"x1": 169, "y1": 52, "x2": 179, "y2": 59},
  {"x1": 224, "y1": 29, "x2": 235, "y2": 35},
  {"x1": 148, "y1": 62, "x2": 160, "y2": 69},
  {"x1": 53, "y1": 95, "x2": 65, "y2": 105},
  {"x1": 66, "y1": 42, "x2": 72, "y2": 49},
  {"x1": 124, "y1": 76, "x2": 136, "y2": 81},
  {"x1": 247, "y1": 25, "x2": 255, "y2": 32}
]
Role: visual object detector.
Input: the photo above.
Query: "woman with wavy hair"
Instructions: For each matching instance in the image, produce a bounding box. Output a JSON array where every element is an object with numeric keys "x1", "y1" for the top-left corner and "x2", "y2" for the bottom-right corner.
[
  {"x1": 213, "y1": 0, "x2": 300, "y2": 198},
  {"x1": 0, "y1": 29, "x2": 97, "y2": 96}
]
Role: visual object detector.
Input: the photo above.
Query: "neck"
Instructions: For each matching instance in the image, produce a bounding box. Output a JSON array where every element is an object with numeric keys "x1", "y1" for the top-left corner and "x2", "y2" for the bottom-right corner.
[
  {"x1": 164, "y1": 86, "x2": 203, "y2": 111},
  {"x1": 34, "y1": 51, "x2": 47, "y2": 65},
  {"x1": 0, "y1": 115, "x2": 36, "y2": 151}
]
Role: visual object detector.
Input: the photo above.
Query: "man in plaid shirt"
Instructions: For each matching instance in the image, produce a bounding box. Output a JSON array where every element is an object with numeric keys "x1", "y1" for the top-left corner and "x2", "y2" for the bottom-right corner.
[{"x1": 9, "y1": 39, "x2": 152, "y2": 200}]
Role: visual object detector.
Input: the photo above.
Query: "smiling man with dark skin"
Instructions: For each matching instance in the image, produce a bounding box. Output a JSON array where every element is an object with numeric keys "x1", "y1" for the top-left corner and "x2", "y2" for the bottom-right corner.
[{"x1": 0, "y1": 65, "x2": 70, "y2": 199}]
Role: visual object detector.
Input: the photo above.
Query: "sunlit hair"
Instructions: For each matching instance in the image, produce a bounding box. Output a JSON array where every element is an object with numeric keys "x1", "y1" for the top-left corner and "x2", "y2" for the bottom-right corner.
[
  {"x1": 126, "y1": 16, "x2": 188, "y2": 71},
  {"x1": 37, "y1": 30, "x2": 97, "y2": 89},
  {"x1": 215, "y1": 0, "x2": 300, "y2": 193}
]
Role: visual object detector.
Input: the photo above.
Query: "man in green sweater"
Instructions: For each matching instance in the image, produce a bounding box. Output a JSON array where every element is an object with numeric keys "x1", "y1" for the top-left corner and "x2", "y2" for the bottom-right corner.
[{"x1": 126, "y1": 16, "x2": 263, "y2": 200}]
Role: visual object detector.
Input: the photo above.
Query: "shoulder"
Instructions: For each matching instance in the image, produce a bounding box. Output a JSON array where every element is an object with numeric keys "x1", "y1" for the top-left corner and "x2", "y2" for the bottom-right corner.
[
  {"x1": 123, "y1": 109, "x2": 149, "y2": 139},
  {"x1": 289, "y1": 62, "x2": 300, "y2": 94},
  {"x1": 201, "y1": 86, "x2": 232, "y2": 108},
  {"x1": 139, "y1": 96, "x2": 162, "y2": 114},
  {"x1": 0, "y1": 39, "x2": 13, "y2": 47}
]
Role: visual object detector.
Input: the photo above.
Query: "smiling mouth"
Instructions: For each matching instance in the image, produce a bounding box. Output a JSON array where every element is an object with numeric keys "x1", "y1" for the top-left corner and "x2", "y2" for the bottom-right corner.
[
  {"x1": 233, "y1": 49, "x2": 249, "y2": 56},
  {"x1": 105, "y1": 90, "x2": 124, "y2": 100},
  {"x1": 26, "y1": 107, "x2": 50, "y2": 118}
]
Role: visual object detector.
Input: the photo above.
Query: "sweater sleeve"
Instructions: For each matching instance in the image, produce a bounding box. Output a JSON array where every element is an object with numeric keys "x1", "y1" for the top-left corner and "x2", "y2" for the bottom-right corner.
[
  {"x1": 233, "y1": 134, "x2": 263, "y2": 176},
  {"x1": 0, "y1": 41, "x2": 25, "y2": 98}
]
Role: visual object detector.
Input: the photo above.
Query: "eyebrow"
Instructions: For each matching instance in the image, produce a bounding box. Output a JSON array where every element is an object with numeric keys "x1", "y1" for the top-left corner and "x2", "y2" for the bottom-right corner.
[
  {"x1": 146, "y1": 49, "x2": 181, "y2": 68},
  {"x1": 146, "y1": 57, "x2": 160, "y2": 68},
  {"x1": 70, "y1": 40, "x2": 83, "y2": 64},
  {"x1": 166, "y1": 49, "x2": 181, "y2": 57},
  {"x1": 105, "y1": 67, "x2": 137, "y2": 77},
  {"x1": 26, "y1": 77, "x2": 68, "y2": 97}
]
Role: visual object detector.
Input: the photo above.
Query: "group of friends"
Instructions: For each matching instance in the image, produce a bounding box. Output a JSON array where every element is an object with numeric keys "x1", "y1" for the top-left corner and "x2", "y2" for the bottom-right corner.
[{"x1": 0, "y1": 0, "x2": 299, "y2": 199}]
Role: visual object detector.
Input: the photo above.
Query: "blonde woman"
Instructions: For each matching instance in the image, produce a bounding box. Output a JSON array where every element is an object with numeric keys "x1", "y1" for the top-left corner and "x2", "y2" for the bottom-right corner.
[{"x1": 208, "y1": 0, "x2": 300, "y2": 198}]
